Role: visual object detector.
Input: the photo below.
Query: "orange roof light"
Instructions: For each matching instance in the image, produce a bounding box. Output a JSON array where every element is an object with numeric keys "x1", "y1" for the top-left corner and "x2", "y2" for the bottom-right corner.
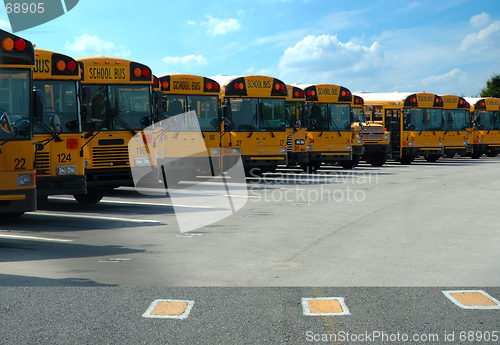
[
  {"x1": 55, "y1": 60, "x2": 66, "y2": 71},
  {"x1": 162, "y1": 81, "x2": 169, "y2": 89},
  {"x1": 133, "y1": 67, "x2": 142, "y2": 78},
  {"x1": 206, "y1": 82, "x2": 213, "y2": 90},
  {"x1": 1, "y1": 37, "x2": 14, "y2": 51}
]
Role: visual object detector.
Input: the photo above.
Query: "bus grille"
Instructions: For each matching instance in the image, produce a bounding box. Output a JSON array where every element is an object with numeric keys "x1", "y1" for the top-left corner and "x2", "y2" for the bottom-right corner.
[
  {"x1": 92, "y1": 146, "x2": 130, "y2": 168},
  {"x1": 287, "y1": 137, "x2": 292, "y2": 152},
  {"x1": 361, "y1": 126, "x2": 384, "y2": 141},
  {"x1": 36, "y1": 151, "x2": 50, "y2": 175}
]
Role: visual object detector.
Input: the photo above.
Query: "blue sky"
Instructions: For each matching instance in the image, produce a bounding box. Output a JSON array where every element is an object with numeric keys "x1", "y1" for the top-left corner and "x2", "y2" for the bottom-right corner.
[{"x1": 2, "y1": 0, "x2": 499, "y2": 96}]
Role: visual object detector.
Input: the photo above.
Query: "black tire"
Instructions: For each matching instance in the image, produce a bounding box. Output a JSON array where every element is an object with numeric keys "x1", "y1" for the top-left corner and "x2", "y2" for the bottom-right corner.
[
  {"x1": 400, "y1": 157, "x2": 413, "y2": 165},
  {"x1": 300, "y1": 162, "x2": 321, "y2": 173},
  {"x1": 341, "y1": 155, "x2": 360, "y2": 169},
  {"x1": 425, "y1": 155, "x2": 439, "y2": 162},
  {"x1": 471, "y1": 151, "x2": 482, "y2": 159},
  {"x1": 74, "y1": 190, "x2": 104, "y2": 204},
  {"x1": 486, "y1": 152, "x2": 498, "y2": 157},
  {"x1": 370, "y1": 153, "x2": 387, "y2": 167}
]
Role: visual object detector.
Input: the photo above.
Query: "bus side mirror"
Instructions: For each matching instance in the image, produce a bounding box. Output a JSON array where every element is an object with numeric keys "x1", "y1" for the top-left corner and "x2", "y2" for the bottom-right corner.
[
  {"x1": 0, "y1": 113, "x2": 13, "y2": 135},
  {"x1": 33, "y1": 89, "x2": 45, "y2": 121},
  {"x1": 223, "y1": 117, "x2": 234, "y2": 131}
]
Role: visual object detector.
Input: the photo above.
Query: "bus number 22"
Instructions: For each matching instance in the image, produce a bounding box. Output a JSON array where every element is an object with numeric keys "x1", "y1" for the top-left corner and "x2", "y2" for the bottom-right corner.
[{"x1": 14, "y1": 158, "x2": 26, "y2": 169}]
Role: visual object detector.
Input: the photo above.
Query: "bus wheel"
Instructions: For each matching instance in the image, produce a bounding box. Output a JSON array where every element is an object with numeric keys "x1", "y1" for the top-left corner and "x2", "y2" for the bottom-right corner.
[
  {"x1": 301, "y1": 162, "x2": 321, "y2": 173},
  {"x1": 425, "y1": 155, "x2": 439, "y2": 162},
  {"x1": 471, "y1": 151, "x2": 482, "y2": 159},
  {"x1": 400, "y1": 157, "x2": 413, "y2": 165},
  {"x1": 370, "y1": 153, "x2": 386, "y2": 167},
  {"x1": 486, "y1": 152, "x2": 498, "y2": 157},
  {"x1": 73, "y1": 190, "x2": 104, "y2": 204},
  {"x1": 341, "y1": 155, "x2": 360, "y2": 169}
]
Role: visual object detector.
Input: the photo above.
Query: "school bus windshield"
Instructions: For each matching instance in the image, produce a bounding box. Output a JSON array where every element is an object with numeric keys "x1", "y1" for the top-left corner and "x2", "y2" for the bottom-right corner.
[
  {"x1": 0, "y1": 69, "x2": 30, "y2": 140},
  {"x1": 308, "y1": 103, "x2": 351, "y2": 131},
  {"x1": 83, "y1": 84, "x2": 151, "y2": 131},
  {"x1": 352, "y1": 107, "x2": 366, "y2": 122},
  {"x1": 403, "y1": 108, "x2": 443, "y2": 131},
  {"x1": 33, "y1": 80, "x2": 79, "y2": 133},
  {"x1": 228, "y1": 98, "x2": 285, "y2": 132},
  {"x1": 285, "y1": 101, "x2": 305, "y2": 128},
  {"x1": 475, "y1": 111, "x2": 500, "y2": 130},
  {"x1": 443, "y1": 109, "x2": 471, "y2": 130}
]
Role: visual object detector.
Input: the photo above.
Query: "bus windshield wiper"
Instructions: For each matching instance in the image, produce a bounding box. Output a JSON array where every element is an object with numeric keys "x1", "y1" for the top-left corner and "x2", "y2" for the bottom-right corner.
[
  {"x1": 258, "y1": 103, "x2": 275, "y2": 138},
  {"x1": 113, "y1": 111, "x2": 137, "y2": 136},
  {"x1": 35, "y1": 118, "x2": 63, "y2": 145},
  {"x1": 246, "y1": 107, "x2": 258, "y2": 138},
  {"x1": 329, "y1": 116, "x2": 342, "y2": 137}
]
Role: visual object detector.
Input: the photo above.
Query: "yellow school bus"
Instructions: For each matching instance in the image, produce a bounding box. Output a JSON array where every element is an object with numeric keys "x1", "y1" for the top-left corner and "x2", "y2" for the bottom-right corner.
[
  {"x1": 33, "y1": 49, "x2": 86, "y2": 200},
  {"x1": 285, "y1": 85, "x2": 307, "y2": 167},
  {"x1": 214, "y1": 75, "x2": 287, "y2": 176},
  {"x1": 158, "y1": 74, "x2": 221, "y2": 180},
  {"x1": 440, "y1": 95, "x2": 472, "y2": 158},
  {"x1": 352, "y1": 95, "x2": 390, "y2": 166},
  {"x1": 362, "y1": 92, "x2": 444, "y2": 164},
  {"x1": 466, "y1": 97, "x2": 500, "y2": 158},
  {"x1": 0, "y1": 30, "x2": 42, "y2": 216},
  {"x1": 76, "y1": 56, "x2": 155, "y2": 203},
  {"x1": 303, "y1": 84, "x2": 355, "y2": 170}
]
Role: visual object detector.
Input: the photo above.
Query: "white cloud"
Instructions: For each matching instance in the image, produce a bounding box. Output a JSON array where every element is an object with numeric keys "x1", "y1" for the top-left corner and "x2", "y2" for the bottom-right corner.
[
  {"x1": 204, "y1": 16, "x2": 241, "y2": 36},
  {"x1": 65, "y1": 34, "x2": 130, "y2": 57},
  {"x1": 469, "y1": 12, "x2": 490, "y2": 27},
  {"x1": 187, "y1": 20, "x2": 196, "y2": 26},
  {"x1": 421, "y1": 68, "x2": 470, "y2": 92},
  {"x1": 460, "y1": 21, "x2": 500, "y2": 52},
  {"x1": 278, "y1": 34, "x2": 385, "y2": 81},
  {"x1": 162, "y1": 54, "x2": 207, "y2": 65},
  {"x1": 0, "y1": 19, "x2": 11, "y2": 30}
]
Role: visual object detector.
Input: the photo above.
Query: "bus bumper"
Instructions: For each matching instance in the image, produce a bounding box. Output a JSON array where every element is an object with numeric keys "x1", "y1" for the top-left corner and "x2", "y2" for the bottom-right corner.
[
  {"x1": 85, "y1": 168, "x2": 134, "y2": 188},
  {"x1": 0, "y1": 188, "x2": 36, "y2": 214},
  {"x1": 309, "y1": 151, "x2": 352, "y2": 163},
  {"x1": 37, "y1": 175, "x2": 87, "y2": 196}
]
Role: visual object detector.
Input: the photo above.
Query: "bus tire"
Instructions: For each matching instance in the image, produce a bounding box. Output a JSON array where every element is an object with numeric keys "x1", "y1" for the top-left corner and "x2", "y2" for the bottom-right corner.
[
  {"x1": 73, "y1": 190, "x2": 104, "y2": 204},
  {"x1": 370, "y1": 153, "x2": 386, "y2": 167},
  {"x1": 400, "y1": 157, "x2": 413, "y2": 165},
  {"x1": 471, "y1": 151, "x2": 482, "y2": 159},
  {"x1": 425, "y1": 155, "x2": 439, "y2": 162},
  {"x1": 301, "y1": 162, "x2": 321, "y2": 173}
]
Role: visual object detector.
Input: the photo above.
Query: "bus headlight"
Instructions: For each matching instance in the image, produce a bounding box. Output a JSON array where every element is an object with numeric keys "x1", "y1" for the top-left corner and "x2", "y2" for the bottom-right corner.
[
  {"x1": 439, "y1": 142, "x2": 443, "y2": 146},
  {"x1": 211, "y1": 148, "x2": 220, "y2": 156},
  {"x1": 57, "y1": 165, "x2": 77, "y2": 175},
  {"x1": 84, "y1": 159, "x2": 88, "y2": 169},
  {"x1": 231, "y1": 148, "x2": 241, "y2": 154},
  {"x1": 134, "y1": 157, "x2": 151, "y2": 166},
  {"x1": 384, "y1": 134, "x2": 389, "y2": 140},
  {"x1": 280, "y1": 147, "x2": 287, "y2": 153},
  {"x1": 307, "y1": 145, "x2": 314, "y2": 150},
  {"x1": 295, "y1": 139, "x2": 305, "y2": 145},
  {"x1": 346, "y1": 145, "x2": 351, "y2": 150},
  {"x1": 463, "y1": 141, "x2": 467, "y2": 145},
  {"x1": 357, "y1": 139, "x2": 362, "y2": 144},
  {"x1": 17, "y1": 174, "x2": 33, "y2": 186},
  {"x1": 409, "y1": 142, "x2": 414, "y2": 146}
]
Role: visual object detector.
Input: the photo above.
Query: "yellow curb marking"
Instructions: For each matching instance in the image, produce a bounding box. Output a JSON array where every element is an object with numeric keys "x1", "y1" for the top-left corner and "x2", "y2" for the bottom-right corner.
[{"x1": 443, "y1": 290, "x2": 500, "y2": 309}]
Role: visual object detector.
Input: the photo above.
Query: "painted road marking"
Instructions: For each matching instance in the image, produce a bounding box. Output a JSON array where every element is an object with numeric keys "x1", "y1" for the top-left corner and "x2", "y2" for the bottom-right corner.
[
  {"x1": 142, "y1": 299, "x2": 194, "y2": 319},
  {"x1": 301, "y1": 297, "x2": 350, "y2": 316},
  {"x1": 442, "y1": 290, "x2": 500, "y2": 309},
  {"x1": 31, "y1": 212, "x2": 162, "y2": 223},
  {"x1": 0, "y1": 234, "x2": 73, "y2": 242},
  {"x1": 49, "y1": 196, "x2": 222, "y2": 208}
]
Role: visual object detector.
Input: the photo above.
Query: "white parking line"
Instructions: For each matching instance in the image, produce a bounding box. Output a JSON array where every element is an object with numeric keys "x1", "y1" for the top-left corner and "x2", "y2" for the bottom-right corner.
[
  {"x1": 32, "y1": 212, "x2": 163, "y2": 223},
  {"x1": 49, "y1": 196, "x2": 219, "y2": 208},
  {"x1": 0, "y1": 234, "x2": 73, "y2": 242}
]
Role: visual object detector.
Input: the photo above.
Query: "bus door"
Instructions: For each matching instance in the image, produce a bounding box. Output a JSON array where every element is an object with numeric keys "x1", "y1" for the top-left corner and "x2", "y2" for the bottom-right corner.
[{"x1": 385, "y1": 108, "x2": 400, "y2": 156}]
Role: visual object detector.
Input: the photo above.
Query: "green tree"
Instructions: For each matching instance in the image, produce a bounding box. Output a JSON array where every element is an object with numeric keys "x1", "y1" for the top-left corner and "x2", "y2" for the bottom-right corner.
[{"x1": 480, "y1": 73, "x2": 500, "y2": 97}]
